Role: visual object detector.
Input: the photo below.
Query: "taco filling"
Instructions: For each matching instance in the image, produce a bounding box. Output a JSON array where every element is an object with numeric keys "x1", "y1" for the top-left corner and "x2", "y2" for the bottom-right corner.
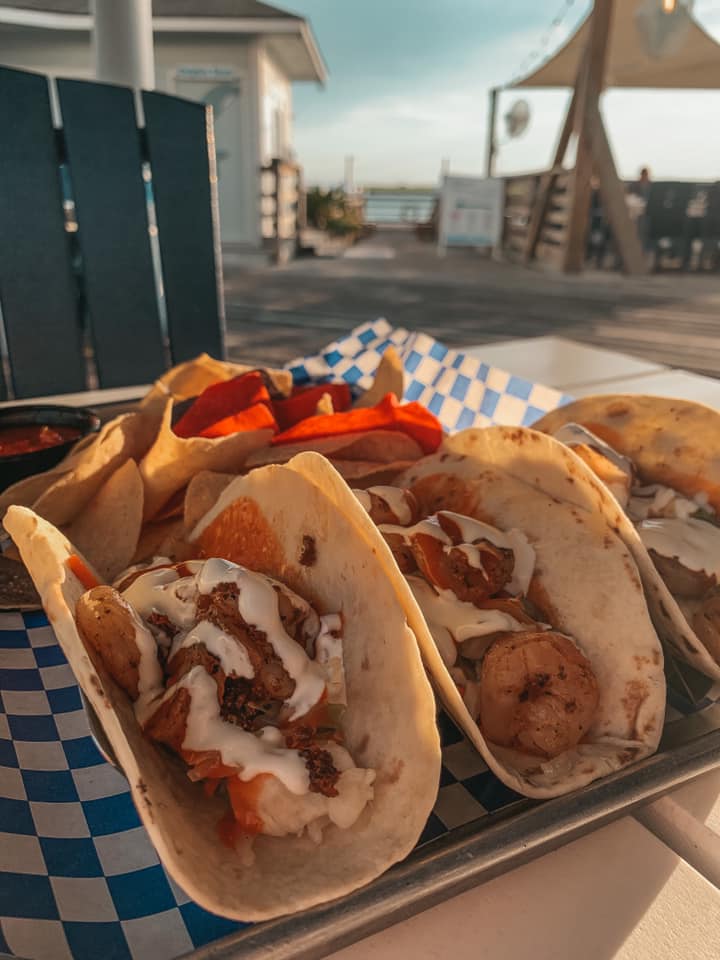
[
  {"x1": 354, "y1": 487, "x2": 600, "y2": 760},
  {"x1": 75, "y1": 556, "x2": 374, "y2": 852},
  {"x1": 553, "y1": 422, "x2": 720, "y2": 657}
]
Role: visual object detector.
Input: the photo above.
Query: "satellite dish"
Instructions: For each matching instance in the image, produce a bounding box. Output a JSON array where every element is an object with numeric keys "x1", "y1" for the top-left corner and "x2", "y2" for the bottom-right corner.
[
  {"x1": 635, "y1": 0, "x2": 693, "y2": 59},
  {"x1": 504, "y1": 100, "x2": 530, "y2": 139}
]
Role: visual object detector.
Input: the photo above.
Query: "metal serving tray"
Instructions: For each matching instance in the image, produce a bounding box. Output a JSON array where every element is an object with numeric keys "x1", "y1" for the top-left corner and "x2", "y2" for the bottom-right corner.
[{"x1": 185, "y1": 714, "x2": 720, "y2": 960}]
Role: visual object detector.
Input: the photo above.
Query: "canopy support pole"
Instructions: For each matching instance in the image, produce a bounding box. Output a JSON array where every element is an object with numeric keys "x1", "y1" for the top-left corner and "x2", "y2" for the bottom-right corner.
[
  {"x1": 524, "y1": 0, "x2": 647, "y2": 275},
  {"x1": 588, "y1": 103, "x2": 647, "y2": 274},
  {"x1": 563, "y1": 0, "x2": 614, "y2": 271},
  {"x1": 485, "y1": 87, "x2": 499, "y2": 178}
]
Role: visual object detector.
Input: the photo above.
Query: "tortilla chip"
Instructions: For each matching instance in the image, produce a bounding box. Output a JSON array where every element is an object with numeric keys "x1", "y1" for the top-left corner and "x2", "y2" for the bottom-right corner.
[
  {"x1": 151, "y1": 487, "x2": 186, "y2": 523},
  {"x1": 63, "y1": 460, "x2": 144, "y2": 582},
  {"x1": 131, "y1": 517, "x2": 187, "y2": 565},
  {"x1": 315, "y1": 392, "x2": 334, "y2": 416},
  {"x1": 245, "y1": 429, "x2": 423, "y2": 469},
  {"x1": 140, "y1": 354, "x2": 292, "y2": 418},
  {"x1": 0, "y1": 469, "x2": 71, "y2": 519},
  {"x1": 139, "y1": 400, "x2": 272, "y2": 520},
  {"x1": 24, "y1": 411, "x2": 159, "y2": 528},
  {"x1": 354, "y1": 346, "x2": 404, "y2": 408},
  {"x1": 183, "y1": 471, "x2": 235, "y2": 535}
]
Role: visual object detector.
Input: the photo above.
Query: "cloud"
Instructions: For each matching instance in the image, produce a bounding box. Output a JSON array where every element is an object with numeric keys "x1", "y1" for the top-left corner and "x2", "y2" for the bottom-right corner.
[
  {"x1": 295, "y1": 26, "x2": 550, "y2": 185},
  {"x1": 295, "y1": 1, "x2": 720, "y2": 185}
]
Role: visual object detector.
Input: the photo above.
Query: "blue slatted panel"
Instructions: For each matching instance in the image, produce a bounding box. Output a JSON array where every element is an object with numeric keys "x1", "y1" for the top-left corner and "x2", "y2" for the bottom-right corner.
[
  {"x1": 0, "y1": 67, "x2": 86, "y2": 399},
  {"x1": 142, "y1": 90, "x2": 225, "y2": 363},
  {"x1": 57, "y1": 78, "x2": 167, "y2": 388}
]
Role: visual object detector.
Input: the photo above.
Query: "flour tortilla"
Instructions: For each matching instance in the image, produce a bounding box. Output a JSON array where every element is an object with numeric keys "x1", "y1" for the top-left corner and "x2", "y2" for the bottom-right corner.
[
  {"x1": 535, "y1": 396, "x2": 720, "y2": 680},
  {"x1": 296, "y1": 430, "x2": 665, "y2": 798},
  {"x1": 4, "y1": 457, "x2": 440, "y2": 921}
]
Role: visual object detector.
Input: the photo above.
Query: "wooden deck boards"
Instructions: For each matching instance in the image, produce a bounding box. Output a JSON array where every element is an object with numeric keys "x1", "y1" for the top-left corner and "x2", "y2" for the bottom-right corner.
[{"x1": 223, "y1": 229, "x2": 720, "y2": 378}]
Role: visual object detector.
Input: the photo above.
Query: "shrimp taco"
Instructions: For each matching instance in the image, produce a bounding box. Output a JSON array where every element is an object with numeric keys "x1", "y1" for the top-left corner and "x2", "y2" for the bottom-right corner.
[
  {"x1": 317, "y1": 427, "x2": 665, "y2": 799},
  {"x1": 4, "y1": 453, "x2": 441, "y2": 921},
  {"x1": 536, "y1": 396, "x2": 720, "y2": 681}
]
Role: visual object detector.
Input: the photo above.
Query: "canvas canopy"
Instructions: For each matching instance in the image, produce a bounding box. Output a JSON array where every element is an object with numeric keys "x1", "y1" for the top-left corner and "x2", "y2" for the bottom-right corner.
[{"x1": 514, "y1": 0, "x2": 720, "y2": 90}]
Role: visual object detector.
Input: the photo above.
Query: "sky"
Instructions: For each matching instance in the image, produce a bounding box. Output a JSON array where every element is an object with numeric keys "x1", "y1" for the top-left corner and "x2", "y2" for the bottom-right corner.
[{"x1": 280, "y1": 0, "x2": 720, "y2": 187}]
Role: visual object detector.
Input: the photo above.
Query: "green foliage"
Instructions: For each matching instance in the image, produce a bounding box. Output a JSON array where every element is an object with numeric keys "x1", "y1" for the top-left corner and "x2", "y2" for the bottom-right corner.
[{"x1": 306, "y1": 187, "x2": 364, "y2": 237}]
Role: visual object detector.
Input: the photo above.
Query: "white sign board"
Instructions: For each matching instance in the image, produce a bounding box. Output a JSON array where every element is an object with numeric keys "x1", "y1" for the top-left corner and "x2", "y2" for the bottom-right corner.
[{"x1": 438, "y1": 175, "x2": 503, "y2": 251}]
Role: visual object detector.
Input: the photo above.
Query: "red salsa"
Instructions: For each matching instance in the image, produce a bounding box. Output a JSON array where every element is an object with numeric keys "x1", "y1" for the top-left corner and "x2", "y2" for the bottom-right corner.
[{"x1": 0, "y1": 424, "x2": 81, "y2": 458}]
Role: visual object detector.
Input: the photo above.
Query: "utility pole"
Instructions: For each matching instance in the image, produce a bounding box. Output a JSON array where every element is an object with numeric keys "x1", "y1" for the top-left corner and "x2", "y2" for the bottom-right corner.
[
  {"x1": 344, "y1": 155, "x2": 355, "y2": 194},
  {"x1": 485, "y1": 87, "x2": 499, "y2": 178}
]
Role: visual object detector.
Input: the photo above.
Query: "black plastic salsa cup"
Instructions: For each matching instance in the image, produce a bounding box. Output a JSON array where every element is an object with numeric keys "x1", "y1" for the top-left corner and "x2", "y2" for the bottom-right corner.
[{"x1": 0, "y1": 404, "x2": 101, "y2": 493}]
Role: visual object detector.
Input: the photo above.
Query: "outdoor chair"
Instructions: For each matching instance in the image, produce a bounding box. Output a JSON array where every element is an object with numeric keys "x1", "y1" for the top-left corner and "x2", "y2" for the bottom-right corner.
[
  {"x1": 585, "y1": 189, "x2": 616, "y2": 268},
  {"x1": 645, "y1": 181, "x2": 696, "y2": 271},
  {"x1": 701, "y1": 182, "x2": 720, "y2": 271},
  {"x1": 0, "y1": 65, "x2": 225, "y2": 400}
]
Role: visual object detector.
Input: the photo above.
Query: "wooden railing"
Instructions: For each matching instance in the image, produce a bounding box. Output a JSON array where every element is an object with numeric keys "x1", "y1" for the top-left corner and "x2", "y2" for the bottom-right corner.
[
  {"x1": 501, "y1": 173, "x2": 539, "y2": 262},
  {"x1": 501, "y1": 169, "x2": 571, "y2": 268}
]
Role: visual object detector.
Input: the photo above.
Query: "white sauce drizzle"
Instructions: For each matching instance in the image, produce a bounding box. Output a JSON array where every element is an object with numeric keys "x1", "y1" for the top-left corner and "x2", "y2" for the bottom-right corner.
[
  {"x1": 170, "y1": 620, "x2": 254, "y2": 680},
  {"x1": 177, "y1": 667, "x2": 310, "y2": 794},
  {"x1": 315, "y1": 614, "x2": 347, "y2": 705},
  {"x1": 438, "y1": 512, "x2": 536, "y2": 596},
  {"x1": 407, "y1": 576, "x2": 528, "y2": 669},
  {"x1": 367, "y1": 486, "x2": 414, "y2": 525},
  {"x1": 637, "y1": 517, "x2": 720, "y2": 579},
  {"x1": 628, "y1": 485, "x2": 714, "y2": 523},
  {"x1": 126, "y1": 604, "x2": 166, "y2": 726},
  {"x1": 437, "y1": 511, "x2": 510, "y2": 548},
  {"x1": 353, "y1": 486, "x2": 414, "y2": 525},
  {"x1": 353, "y1": 489, "x2": 371, "y2": 513},
  {"x1": 122, "y1": 562, "x2": 204, "y2": 630},
  {"x1": 380, "y1": 511, "x2": 535, "y2": 597},
  {"x1": 455, "y1": 544, "x2": 484, "y2": 569},
  {"x1": 197, "y1": 558, "x2": 326, "y2": 720},
  {"x1": 380, "y1": 516, "x2": 451, "y2": 544}
]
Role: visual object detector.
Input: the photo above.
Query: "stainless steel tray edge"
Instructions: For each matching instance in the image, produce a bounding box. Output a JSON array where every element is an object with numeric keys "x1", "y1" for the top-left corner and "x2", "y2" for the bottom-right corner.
[{"x1": 183, "y1": 726, "x2": 720, "y2": 960}]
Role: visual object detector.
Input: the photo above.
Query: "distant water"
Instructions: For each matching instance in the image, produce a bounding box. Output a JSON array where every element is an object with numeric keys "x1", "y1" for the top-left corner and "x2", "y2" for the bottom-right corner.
[{"x1": 364, "y1": 191, "x2": 435, "y2": 224}]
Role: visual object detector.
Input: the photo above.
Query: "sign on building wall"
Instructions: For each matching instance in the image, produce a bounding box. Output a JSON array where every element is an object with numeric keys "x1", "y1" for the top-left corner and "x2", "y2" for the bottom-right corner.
[
  {"x1": 438, "y1": 175, "x2": 503, "y2": 252},
  {"x1": 175, "y1": 65, "x2": 239, "y2": 82}
]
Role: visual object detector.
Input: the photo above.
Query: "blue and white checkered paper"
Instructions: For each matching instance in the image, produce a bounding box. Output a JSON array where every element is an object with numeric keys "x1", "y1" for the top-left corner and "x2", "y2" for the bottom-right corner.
[{"x1": 286, "y1": 318, "x2": 571, "y2": 429}]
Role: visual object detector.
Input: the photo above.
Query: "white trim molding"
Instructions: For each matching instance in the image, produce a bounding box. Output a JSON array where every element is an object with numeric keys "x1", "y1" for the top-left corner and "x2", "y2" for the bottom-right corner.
[{"x1": 0, "y1": 7, "x2": 326, "y2": 82}]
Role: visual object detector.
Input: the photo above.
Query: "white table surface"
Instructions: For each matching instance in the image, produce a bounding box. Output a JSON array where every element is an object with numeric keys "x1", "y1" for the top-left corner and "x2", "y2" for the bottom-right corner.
[
  {"x1": 327, "y1": 819, "x2": 720, "y2": 960},
  {"x1": 0, "y1": 383, "x2": 149, "y2": 410},
  {"x1": 570, "y1": 367, "x2": 720, "y2": 408},
  {"x1": 464, "y1": 335, "x2": 667, "y2": 392}
]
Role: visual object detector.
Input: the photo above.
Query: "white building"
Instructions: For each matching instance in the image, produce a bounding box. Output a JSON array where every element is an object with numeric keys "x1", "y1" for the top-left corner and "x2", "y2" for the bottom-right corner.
[{"x1": 0, "y1": 0, "x2": 326, "y2": 248}]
